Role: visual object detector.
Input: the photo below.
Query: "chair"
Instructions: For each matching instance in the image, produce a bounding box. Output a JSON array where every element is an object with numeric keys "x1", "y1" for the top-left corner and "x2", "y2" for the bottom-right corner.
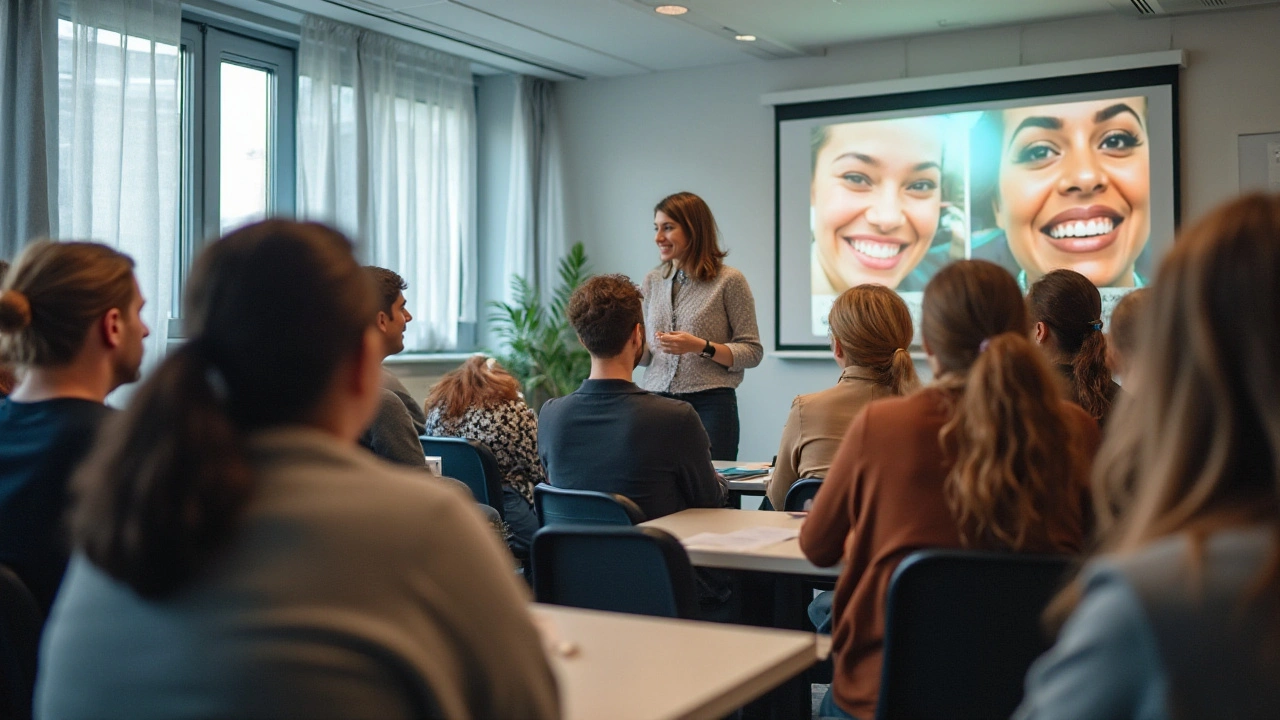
[
  {"x1": 533, "y1": 483, "x2": 646, "y2": 527},
  {"x1": 0, "y1": 565, "x2": 43, "y2": 720},
  {"x1": 874, "y1": 549, "x2": 1074, "y2": 720},
  {"x1": 532, "y1": 526, "x2": 699, "y2": 619},
  {"x1": 784, "y1": 477, "x2": 823, "y2": 512},
  {"x1": 419, "y1": 436, "x2": 505, "y2": 519}
]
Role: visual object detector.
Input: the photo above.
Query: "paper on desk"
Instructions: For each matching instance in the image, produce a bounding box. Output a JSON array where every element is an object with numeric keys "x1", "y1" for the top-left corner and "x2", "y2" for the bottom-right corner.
[{"x1": 682, "y1": 526, "x2": 800, "y2": 551}]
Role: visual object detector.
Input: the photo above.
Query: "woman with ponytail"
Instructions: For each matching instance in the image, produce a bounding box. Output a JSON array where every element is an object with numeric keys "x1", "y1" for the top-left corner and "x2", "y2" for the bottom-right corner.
[
  {"x1": 424, "y1": 355, "x2": 545, "y2": 558},
  {"x1": 1027, "y1": 268, "x2": 1121, "y2": 424},
  {"x1": 1016, "y1": 194, "x2": 1280, "y2": 720},
  {"x1": 37, "y1": 221, "x2": 559, "y2": 720},
  {"x1": 799, "y1": 260, "x2": 1100, "y2": 720},
  {"x1": 767, "y1": 284, "x2": 918, "y2": 510}
]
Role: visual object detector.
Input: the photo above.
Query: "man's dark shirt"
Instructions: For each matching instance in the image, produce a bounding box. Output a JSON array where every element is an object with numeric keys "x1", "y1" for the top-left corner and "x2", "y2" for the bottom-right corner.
[
  {"x1": 537, "y1": 379, "x2": 727, "y2": 521},
  {"x1": 0, "y1": 398, "x2": 111, "y2": 612}
]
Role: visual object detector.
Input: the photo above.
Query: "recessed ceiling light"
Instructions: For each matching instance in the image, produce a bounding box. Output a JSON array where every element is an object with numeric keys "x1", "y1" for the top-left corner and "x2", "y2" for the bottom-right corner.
[
  {"x1": 735, "y1": 34, "x2": 757, "y2": 42},
  {"x1": 654, "y1": 5, "x2": 688, "y2": 15}
]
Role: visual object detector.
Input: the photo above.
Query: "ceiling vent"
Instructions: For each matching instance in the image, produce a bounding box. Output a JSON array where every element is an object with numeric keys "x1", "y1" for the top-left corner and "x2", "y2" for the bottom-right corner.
[{"x1": 1108, "y1": 0, "x2": 1280, "y2": 15}]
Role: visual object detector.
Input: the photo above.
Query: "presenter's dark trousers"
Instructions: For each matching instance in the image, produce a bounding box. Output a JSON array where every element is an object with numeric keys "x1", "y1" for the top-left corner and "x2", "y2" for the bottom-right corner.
[{"x1": 662, "y1": 387, "x2": 739, "y2": 461}]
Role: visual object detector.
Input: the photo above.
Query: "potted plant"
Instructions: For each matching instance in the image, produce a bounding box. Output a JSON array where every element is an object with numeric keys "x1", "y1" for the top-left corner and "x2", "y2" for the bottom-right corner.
[{"x1": 488, "y1": 243, "x2": 592, "y2": 410}]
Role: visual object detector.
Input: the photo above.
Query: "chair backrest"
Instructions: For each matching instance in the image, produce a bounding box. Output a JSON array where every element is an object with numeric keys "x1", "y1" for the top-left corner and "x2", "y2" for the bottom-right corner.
[
  {"x1": 0, "y1": 564, "x2": 43, "y2": 720},
  {"x1": 876, "y1": 549, "x2": 1073, "y2": 720},
  {"x1": 532, "y1": 526, "x2": 699, "y2": 619},
  {"x1": 533, "y1": 483, "x2": 646, "y2": 527},
  {"x1": 784, "y1": 477, "x2": 824, "y2": 512},
  {"x1": 420, "y1": 436, "x2": 505, "y2": 519}
]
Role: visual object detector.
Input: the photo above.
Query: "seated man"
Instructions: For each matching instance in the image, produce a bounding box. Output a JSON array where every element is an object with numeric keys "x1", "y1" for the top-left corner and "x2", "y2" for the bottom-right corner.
[
  {"x1": 539, "y1": 274, "x2": 727, "y2": 520},
  {"x1": 0, "y1": 241, "x2": 148, "y2": 611},
  {"x1": 359, "y1": 266, "x2": 428, "y2": 467}
]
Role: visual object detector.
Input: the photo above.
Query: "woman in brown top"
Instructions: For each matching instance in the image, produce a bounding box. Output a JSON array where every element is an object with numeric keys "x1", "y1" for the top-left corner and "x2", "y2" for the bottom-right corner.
[
  {"x1": 767, "y1": 284, "x2": 918, "y2": 510},
  {"x1": 1027, "y1": 268, "x2": 1121, "y2": 425},
  {"x1": 799, "y1": 259, "x2": 1100, "y2": 720}
]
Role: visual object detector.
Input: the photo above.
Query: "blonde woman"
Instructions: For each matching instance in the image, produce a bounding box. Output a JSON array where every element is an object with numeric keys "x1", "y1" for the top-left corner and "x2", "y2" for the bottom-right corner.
[
  {"x1": 1016, "y1": 194, "x2": 1280, "y2": 720},
  {"x1": 767, "y1": 285, "x2": 918, "y2": 510},
  {"x1": 800, "y1": 260, "x2": 1100, "y2": 720}
]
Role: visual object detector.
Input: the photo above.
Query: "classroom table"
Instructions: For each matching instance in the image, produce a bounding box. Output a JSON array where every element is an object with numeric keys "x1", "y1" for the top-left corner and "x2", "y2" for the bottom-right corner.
[
  {"x1": 640, "y1": 508, "x2": 840, "y2": 578},
  {"x1": 531, "y1": 604, "x2": 827, "y2": 720},
  {"x1": 712, "y1": 460, "x2": 771, "y2": 507}
]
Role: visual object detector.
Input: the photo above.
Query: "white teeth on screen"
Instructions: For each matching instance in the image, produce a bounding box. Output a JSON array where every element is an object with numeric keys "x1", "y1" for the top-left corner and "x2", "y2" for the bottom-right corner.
[
  {"x1": 851, "y1": 239, "x2": 903, "y2": 259},
  {"x1": 1048, "y1": 218, "x2": 1114, "y2": 239}
]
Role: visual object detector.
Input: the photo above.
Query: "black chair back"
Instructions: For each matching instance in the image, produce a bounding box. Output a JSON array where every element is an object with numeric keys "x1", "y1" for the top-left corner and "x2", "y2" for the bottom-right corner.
[
  {"x1": 875, "y1": 549, "x2": 1073, "y2": 720},
  {"x1": 784, "y1": 477, "x2": 823, "y2": 512},
  {"x1": 0, "y1": 565, "x2": 43, "y2": 720},
  {"x1": 533, "y1": 483, "x2": 646, "y2": 527},
  {"x1": 532, "y1": 526, "x2": 699, "y2": 619},
  {"x1": 420, "y1": 436, "x2": 505, "y2": 519}
]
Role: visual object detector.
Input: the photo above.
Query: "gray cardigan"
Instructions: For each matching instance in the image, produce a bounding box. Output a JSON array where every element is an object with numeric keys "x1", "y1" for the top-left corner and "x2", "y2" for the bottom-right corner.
[
  {"x1": 1015, "y1": 525, "x2": 1280, "y2": 720},
  {"x1": 36, "y1": 428, "x2": 560, "y2": 720}
]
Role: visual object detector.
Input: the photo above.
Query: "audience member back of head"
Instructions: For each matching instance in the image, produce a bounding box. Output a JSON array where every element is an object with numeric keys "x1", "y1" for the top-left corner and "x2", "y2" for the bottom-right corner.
[
  {"x1": 538, "y1": 273, "x2": 726, "y2": 521},
  {"x1": 1017, "y1": 193, "x2": 1280, "y2": 720},
  {"x1": 0, "y1": 241, "x2": 145, "y2": 612},
  {"x1": 36, "y1": 221, "x2": 559, "y2": 720},
  {"x1": 1027, "y1": 268, "x2": 1120, "y2": 425}
]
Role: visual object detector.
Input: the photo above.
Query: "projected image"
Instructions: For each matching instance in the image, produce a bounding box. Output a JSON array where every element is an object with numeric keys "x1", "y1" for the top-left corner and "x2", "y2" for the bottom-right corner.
[
  {"x1": 809, "y1": 116, "x2": 969, "y2": 299},
  {"x1": 969, "y1": 96, "x2": 1151, "y2": 289}
]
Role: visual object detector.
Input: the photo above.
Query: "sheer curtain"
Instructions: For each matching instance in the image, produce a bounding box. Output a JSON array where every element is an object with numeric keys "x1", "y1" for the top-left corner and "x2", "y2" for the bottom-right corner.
[
  {"x1": 58, "y1": 0, "x2": 180, "y2": 370},
  {"x1": 0, "y1": 0, "x2": 58, "y2": 257},
  {"x1": 504, "y1": 76, "x2": 566, "y2": 302},
  {"x1": 297, "y1": 16, "x2": 475, "y2": 351}
]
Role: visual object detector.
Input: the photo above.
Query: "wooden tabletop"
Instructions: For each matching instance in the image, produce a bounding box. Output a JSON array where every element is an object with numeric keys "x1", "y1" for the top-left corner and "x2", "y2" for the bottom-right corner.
[
  {"x1": 640, "y1": 508, "x2": 841, "y2": 578},
  {"x1": 531, "y1": 604, "x2": 823, "y2": 720}
]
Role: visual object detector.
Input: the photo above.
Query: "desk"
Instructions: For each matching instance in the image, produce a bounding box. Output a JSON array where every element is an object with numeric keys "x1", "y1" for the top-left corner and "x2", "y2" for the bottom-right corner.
[
  {"x1": 713, "y1": 460, "x2": 771, "y2": 497},
  {"x1": 531, "y1": 604, "x2": 824, "y2": 720},
  {"x1": 641, "y1": 509, "x2": 840, "y2": 579}
]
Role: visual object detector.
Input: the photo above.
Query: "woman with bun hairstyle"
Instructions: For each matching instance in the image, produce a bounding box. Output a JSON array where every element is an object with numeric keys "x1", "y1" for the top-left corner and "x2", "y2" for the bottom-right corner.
[
  {"x1": 767, "y1": 284, "x2": 919, "y2": 510},
  {"x1": 1027, "y1": 268, "x2": 1121, "y2": 425},
  {"x1": 799, "y1": 260, "x2": 1100, "y2": 720},
  {"x1": 423, "y1": 355, "x2": 546, "y2": 559},
  {"x1": 37, "y1": 221, "x2": 559, "y2": 720},
  {"x1": 641, "y1": 191, "x2": 763, "y2": 461},
  {"x1": 1015, "y1": 193, "x2": 1280, "y2": 720}
]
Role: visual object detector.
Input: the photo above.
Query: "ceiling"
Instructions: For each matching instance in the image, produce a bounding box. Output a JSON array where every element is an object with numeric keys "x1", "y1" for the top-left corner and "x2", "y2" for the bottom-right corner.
[{"x1": 223, "y1": 0, "x2": 1173, "y2": 80}]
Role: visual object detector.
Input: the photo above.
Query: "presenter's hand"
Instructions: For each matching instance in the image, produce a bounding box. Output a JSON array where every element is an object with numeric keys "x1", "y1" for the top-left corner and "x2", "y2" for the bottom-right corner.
[{"x1": 653, "y1": 331, "x2": 704, "y2": 355}]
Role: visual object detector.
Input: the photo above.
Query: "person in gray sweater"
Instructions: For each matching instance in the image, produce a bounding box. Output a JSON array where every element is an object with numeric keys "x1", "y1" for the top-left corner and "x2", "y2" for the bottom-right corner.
[
  {"x1": 1014, "y1": 193, "x2": 1280, "y2": 720},
  {"x1": 37, "y1": 221, "x2": 559, "y2": 720}
]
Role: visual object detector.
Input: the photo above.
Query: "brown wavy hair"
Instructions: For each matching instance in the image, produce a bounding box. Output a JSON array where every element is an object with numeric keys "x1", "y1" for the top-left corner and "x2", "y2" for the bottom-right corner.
[
  {"x1": 655, "y1": 192, "x2": 727, "y2": 282},
  {"x1": 567, "y1": 274, "x2": 644, "y2": 358},
  {"x1": 70, "y1": 221, "x2": 377, "y2": 598},
  {"x1": 923, "y1": 260, "x2": 1086, "y2": 551},
  {"x1": 425, "y1": 355, "x2": 522, "y2": 421},
  {"x1": 828, "y1": 284, "x2": 919, "y2": 395},
  {"x1": 1027, "y1": 269, "x2": 1114, "y2": 421}
]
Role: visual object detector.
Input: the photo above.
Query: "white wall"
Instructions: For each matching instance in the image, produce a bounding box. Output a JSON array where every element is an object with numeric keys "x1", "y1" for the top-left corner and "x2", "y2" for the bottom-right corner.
[{"x1": 555, "y1": 5, "x2": 1280, "y2": 459}]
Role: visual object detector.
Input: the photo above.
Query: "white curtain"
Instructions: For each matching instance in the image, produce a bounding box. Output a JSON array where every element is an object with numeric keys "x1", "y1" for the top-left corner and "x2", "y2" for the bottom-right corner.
[
  {"x1": 58, "y1": 0, "x2": 180, "y2": 372},
  {"x1": 297, "y1": 16, "x2": 475, "y2": 351},
  {"x1": 504, "y1": 76, "x2": 566, "y2": 302}
]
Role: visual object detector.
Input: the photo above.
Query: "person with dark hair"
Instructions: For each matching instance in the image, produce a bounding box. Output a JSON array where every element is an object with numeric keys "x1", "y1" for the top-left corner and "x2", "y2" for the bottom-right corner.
[
  {"x1": 423, "y1": 356, "x2": 544, "y2": 558},
  {"x1": 0, "y1": 241, "x2": 147, "y2": 612},
  {"x1": 1106, "y1": 287, "x2": 1149, "y2": 383},
  {"x1": 799, "y1": 260, "x2": 1100, "y2": 720},
  {"x1": 0, "y1": 258, "x2": 15, "y2": 397},
  {"x1": 640, "y1": 191, "x2": 763, "y2": 460},
  {"x1": 1016, "y1": 193, "x2": 1280, "y2": 720},
  {"x1": 358, "y1": 265, "x2": 428, "y2": 467},
  {"x1": 767, "y1": 284, "x2": 919, "y2": 511},
  {"x1": 1027, "y1": 268, "x2": 1121, "y2": 425},
  {"x1": 36, "y1": 221, "x2": 559, "y2": 719},
  {"x1": 539, "y1": 273, "x2": 726, "y2": 522}
]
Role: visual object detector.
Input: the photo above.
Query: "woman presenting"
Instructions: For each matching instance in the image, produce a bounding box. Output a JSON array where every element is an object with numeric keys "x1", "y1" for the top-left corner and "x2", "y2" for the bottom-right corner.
[{"x1": 640, "y1": 191, "x2": 763, "y2": 461}]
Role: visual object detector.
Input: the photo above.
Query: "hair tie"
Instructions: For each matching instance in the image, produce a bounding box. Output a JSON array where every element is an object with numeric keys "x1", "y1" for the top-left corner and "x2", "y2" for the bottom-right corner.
[
  {"x1": 0, "y1": 289, "x2": 32, "y2": 332},
  {"x1": 978, "y1": 338, "x2": 991, "y2": 353},
  {"x1": 1089, "y1": 319, "x2": 1103, "y2": 332},
  {"x1": 485, "y1": 356, "x2": 496, "y2": 371}
]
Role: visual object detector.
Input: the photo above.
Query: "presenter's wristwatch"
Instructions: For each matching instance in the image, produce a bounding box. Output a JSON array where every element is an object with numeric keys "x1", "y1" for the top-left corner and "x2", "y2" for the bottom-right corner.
[{"x1": 699, "y1": 338, "x2": 715, "y2": 358}]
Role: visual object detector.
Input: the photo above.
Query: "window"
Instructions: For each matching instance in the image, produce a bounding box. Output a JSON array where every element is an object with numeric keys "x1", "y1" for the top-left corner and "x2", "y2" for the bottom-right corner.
[{"x1": 172, "y1": 20, "x2": 295, "y2": 325}]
